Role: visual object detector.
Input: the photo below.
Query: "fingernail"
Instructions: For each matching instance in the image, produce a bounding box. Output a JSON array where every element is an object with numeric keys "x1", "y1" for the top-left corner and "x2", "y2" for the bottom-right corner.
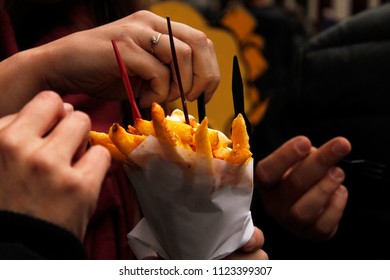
[
  {"x1": 336, "y1": 185, "x2": 347, "y2": 197},
  {"x1": 332, "y1": 140, "x2": 347, "y2": 155},
  {"x1": 63, "y1": 102, "x2": 74, "y2": 113},
  {"x1": 329, "y1": 167, "x2": 344, "y2": 182},
  {"x1": 294, "y1": 137, "x2": 310, "y2": 155}
]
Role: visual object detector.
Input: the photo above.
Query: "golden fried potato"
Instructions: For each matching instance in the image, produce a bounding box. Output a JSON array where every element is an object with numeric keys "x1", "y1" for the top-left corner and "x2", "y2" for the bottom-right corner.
[
  {"x1": 212, "y1": 147, "x2": 231, "y2": 160},
  {"x1": 134, "y1": 119, "x2": 155, "y2": 136},
  {"x1": 207, "y1": 129, "x2": 219, "y2": 148},
  {"x1": 89, "y1": 104, "x2": 252, "y2": 166},
  {"x1": 225, "y1": 146, "x2": 253, "y2": 165},
  {"x1": 222, "y1": 114, "x2": 252, "y2": 165},
  {"x1": 152, "y1": 102, "x2": 178, "y2": 147},
  {"x1": 152, "y1": 102, "x2": 193, "y2": 151},
  {"x1": 151, "y1": 102, "x2": 189, "y2": 161},
  {"x1": 89, "y1": 131, "x2": 128, "y2": 162},
  {"x1": 108, "y1": 123, "x2": 146, "y2": 157},
  {"x1": 194, "y1": 117, "x2": 213, "y2": 159},
  {"x1": 127, "y1": 124, "x2": 140, "y2": 135},
  {"x1": 134, "y1": 116, "x2": 193, "y2": 145},
  {"x1": 166, "y1": 119, "x2": 194, "y2": 145},
  {"x1": 231, "y1": 113, "x2": 250, "y2": 150}
]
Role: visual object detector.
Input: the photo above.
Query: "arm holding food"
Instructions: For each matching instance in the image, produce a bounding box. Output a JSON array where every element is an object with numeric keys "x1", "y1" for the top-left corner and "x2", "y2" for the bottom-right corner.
[
  {"x1": 255, "y1": 136, "x2": 351, "y2": 240},
  {"x1": 0, "y1": 91, "x2": 111, "y2": 259},
  {"x1": 0, "y1": 10, "x2": 219, "y2": 117}
]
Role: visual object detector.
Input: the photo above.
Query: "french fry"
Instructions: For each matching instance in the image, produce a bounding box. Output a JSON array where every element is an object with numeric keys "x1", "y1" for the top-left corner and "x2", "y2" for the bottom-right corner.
[
  {"x1": 225, "y1": 146, "x2": 252, "y2": 165},
  {"x1": 223, "y1": 114, "x2": 252, "y2": 164},
  {"x1": 231, "y1": 113, "x2": 250, "y2": 150},
  {"x1": 151, "y1": 102, "x2": 187, "y2": 162},
  {"x1": 135, "y1": 117, "x2": 193, "y2": 145},
  {"x1": 89, "y1": 131, "x2": 128, "y2": 162},
  {"x1": 127, "y1": 124, "x2": 140, "y2": 135},
  {"x1": 151, "y1": 102, "x2": 178, "y2": 147},
  {"x1": 167, "y1": 119, "x2": 194, "y2": 145},
  {"x1": 134, "y1": 119, "x2": 155, "y2": 136},
  {"x1": 212, "y1": 147, "x2": 231, "y2": 160},
  {"x1": 194, "y1": 117, "x2": 213, "y2": 159},
  {"x1": 89, "y1": 104, "x2": 253, "y2": 166},
  {"x1": 109, "y1": 123, "x2": 146, "y2": 157},
  {"x1": 152, "y1": 102, "x2": 193, "y2": 151},
  {"x1": 207, "y1": 129, "x2": 219, "y2": 148}
]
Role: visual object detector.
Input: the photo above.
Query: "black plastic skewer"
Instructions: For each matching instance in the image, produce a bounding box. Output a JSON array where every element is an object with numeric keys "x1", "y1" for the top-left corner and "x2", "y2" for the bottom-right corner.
[{"x1": 166, "y1": 16, "x2": 190, "y2": 125}]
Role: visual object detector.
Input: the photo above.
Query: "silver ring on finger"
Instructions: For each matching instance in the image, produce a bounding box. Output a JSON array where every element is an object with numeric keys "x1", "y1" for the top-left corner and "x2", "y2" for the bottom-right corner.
[{"x1": 150, "y1": 32, "x2": 162, "y2": 54}]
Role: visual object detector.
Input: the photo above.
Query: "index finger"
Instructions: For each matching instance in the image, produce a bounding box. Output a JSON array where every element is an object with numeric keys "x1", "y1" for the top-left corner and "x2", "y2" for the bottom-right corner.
[
  {"x1": 284, "y1": 137, "x2": 351, "y2": 195},
  {"x1": 156, "y1": 20, "x2": 220, "y2": 101},
  {"x1": 14, "y1": 91, "x2": 66, "y2": 136},
  {"x1": 255, "y1": 136, "x2": 312, "y2": 189},
  {"x1": 127, "y1": 12, "x2": 219, "y2": 103}
]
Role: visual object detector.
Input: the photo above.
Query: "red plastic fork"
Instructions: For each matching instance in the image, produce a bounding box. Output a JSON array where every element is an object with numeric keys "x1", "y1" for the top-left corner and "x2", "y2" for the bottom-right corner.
[{"x1": 111, "y1": 39, "x2": 142, "y2": 122}]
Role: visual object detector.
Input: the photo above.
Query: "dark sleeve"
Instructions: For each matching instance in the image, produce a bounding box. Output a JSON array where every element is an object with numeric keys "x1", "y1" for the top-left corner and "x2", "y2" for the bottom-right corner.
[
  {"x1": 251, "y1": 3, "x2": 390, "y2": 260},
  {"x1": 0, "y1": 211, "x2": 87, "y2": 260}
]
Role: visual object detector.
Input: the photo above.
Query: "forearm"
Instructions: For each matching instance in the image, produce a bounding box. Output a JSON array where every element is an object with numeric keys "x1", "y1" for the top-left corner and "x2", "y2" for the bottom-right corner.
[{"x1": 0, "y1": 47, "x2": 50, "y2": 117}]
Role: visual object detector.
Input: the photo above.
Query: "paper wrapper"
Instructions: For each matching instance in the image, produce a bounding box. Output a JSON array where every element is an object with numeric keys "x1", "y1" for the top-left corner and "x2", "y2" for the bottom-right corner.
[{"x1": 125, "y1": 135, "x2": 254, "y2": 260}]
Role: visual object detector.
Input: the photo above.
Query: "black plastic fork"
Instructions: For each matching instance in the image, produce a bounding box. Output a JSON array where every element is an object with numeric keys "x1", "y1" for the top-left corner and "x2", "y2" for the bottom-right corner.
[
  {"x1": 339, "y1": 159, "x2": 390, "y2": 183},
  {"x1": 232, "y1": 55, "x2": 252, "y2": 136}
]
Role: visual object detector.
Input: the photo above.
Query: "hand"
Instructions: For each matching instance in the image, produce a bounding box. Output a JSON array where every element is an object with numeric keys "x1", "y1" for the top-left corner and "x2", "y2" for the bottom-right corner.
[
  {"x1": 143, "y1": 227, "x2": 268, "y2": 260},
  {"x1": 224, "y1": 227, "x2": 268, "y2": 260},
  {"x1": 0, "y1": 10, "x2": 219, "y2": 114},
  {"x1": 255, "y1": 136, "x2": 351, "y2": 240},
  {"x1": 0, "y1": 91, "x2": 111, "y2": 240}
]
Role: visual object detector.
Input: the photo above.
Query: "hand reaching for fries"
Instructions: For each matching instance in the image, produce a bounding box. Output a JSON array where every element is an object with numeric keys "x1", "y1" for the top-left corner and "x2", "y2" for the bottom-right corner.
[
  {"x1": 255, "y1": 136, "x2": 351, "y2": 240},
  {"x1": 0, "y1": 10, "x2": 219, "y2": 116},
  {"x1": 0, "y1": 91, "x2": 111, "y2": 241}
]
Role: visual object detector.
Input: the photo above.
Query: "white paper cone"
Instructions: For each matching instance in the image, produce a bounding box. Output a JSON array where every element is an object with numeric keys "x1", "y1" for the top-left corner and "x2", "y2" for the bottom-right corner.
[{"x1": 125, "y1": 136, "x2": 254, "y2": 260}]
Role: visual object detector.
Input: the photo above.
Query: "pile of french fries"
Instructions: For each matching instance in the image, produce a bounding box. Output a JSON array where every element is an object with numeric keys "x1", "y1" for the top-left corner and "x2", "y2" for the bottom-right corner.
[{"x1": 89, "y1": 102, "x2": 252, "y2": 165}]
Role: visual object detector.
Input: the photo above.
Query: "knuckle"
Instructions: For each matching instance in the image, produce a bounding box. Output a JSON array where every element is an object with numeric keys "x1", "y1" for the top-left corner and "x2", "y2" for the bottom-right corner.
[
  {"x1": 26, "y1": 150, "x2": 55, "y2": 175},
  {"x1": 203, "y1": 71, "x2": 219, "y2": 85},
  {"x1": 286, "y1": 173, "x2": 306, "y2": 191},
  {"x1": 317, "y1": 181, "x2": 337, "y2": 198},
  {"x1": 39, "y1": 90, "x2": 62, "y2": 103},
  {"x1": 316, "y1": 152, "x2": 331, "y2": 168},
  {"x1": 130, "y1": 10, "x2": 152, "y2": 22},
  {"x1": 178, "y1": 44, "x2": 192, "y2": 62},
  {"x1": 38, "y1": 91, "x2": 64, "y2": 112},
  {"x1": 71, "y1": 111, "x2": 91, "y2": 130},
  {"x1": 191, "y1": 30, "x2": 208, "y2": 45},
  {"x1": 0, "y1": 128, "x2": 21, "y2": 153},
  {"x1": 289, "y1": 204, "x2": 311, "y2": 223}
]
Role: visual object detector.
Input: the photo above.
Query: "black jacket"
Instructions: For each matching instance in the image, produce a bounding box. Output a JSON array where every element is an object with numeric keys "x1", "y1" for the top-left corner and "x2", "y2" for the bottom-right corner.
[
  {"x1": 251, "y1": 3, "x2": 390, "y2": 259},
  {"x1": 0, "y1": 211, "x2": 86, "y2": 259}
]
